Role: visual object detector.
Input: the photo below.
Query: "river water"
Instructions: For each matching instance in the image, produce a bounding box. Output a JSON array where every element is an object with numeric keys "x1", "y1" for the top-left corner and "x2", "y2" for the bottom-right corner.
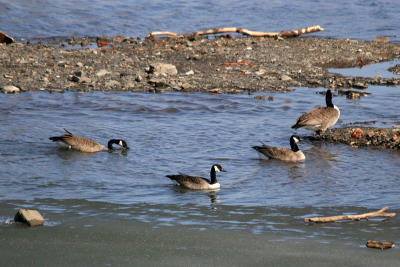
[{"x1": 0, "y1": 0, "x2": 399, "y2": 42}]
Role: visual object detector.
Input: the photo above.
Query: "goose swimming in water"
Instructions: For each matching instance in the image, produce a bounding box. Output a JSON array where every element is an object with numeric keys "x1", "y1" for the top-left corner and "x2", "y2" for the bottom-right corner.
[
  {"x1": 291, "y1": 89, "x2": 340, "y2": 134},
  {"x1": 166, "y1": 164, "x2": 226, "y2": 190},
  {"x1": 49, "y1": 128, "x2": 129, "y2": 153},
  {"x1": 252, "y1": 135, "x2": 305, "y2": 162}
]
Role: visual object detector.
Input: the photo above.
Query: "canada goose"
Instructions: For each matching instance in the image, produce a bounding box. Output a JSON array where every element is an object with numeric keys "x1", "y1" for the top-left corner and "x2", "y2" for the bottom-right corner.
[
  {"x1": 252, "y1": 135, "x2": 305, "y2": 162},
  {"x1": 49, "y1": 129, "x2": 129, "y2": 152},
  {"x1": 166, "y1": 164, "x2": 226, "y2": 190},
  {"x1": 291, "y1": 89, "x2": 340, "y2": 134}
]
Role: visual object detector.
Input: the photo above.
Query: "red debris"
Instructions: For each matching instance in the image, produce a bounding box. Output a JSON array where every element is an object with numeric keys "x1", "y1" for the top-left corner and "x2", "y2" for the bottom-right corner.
[
  {"x1": 351, "y1": 129, "x2": 363, "y2": 139},
  {"x1": 97, "y1": 40, "x2": 108, "y2": 47}
]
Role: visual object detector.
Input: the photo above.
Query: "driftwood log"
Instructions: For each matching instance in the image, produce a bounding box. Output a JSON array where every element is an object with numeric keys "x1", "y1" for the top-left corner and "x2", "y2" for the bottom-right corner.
[
  {"x1": 304, "y1": 207, "x2": 396, "y2": 223},
  {"x1": 146, "y1": 25, "x2": 324, "y2": 39},
  {"x1": 366, "y1": 240, "x2": 395, "y2": 250}
]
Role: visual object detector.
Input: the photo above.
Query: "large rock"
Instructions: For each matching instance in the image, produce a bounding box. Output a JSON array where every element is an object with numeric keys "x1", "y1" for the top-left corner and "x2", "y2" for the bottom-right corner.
[
  {"x1": 1, "y1": 85, "x2": 20, "y2": 94},
  {"x1": 96, "y1": 69, "x2": 111, "y2": 77},
  {"x1": 0, "y1": 31, "x2": 15, "y2": 44},
  {"x1": 14, "y1": 209, "x2": 45, "y2": 226},
  {"x1": 148, "y1": 63, "x2": 178, "y2": 76}
]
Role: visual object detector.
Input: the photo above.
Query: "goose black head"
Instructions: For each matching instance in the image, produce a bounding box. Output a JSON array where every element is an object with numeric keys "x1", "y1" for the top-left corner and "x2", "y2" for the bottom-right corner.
[
  {"x1": 212, "y1": 164, "x2": 226, "y2": 172},
  {"x1": 108, "y1": 139, "x2": 129, "y2": 150},
  {"x1": 325, "y1": 89, "x2": 334, "y2": 108},
  {"x1": 289, "y1": 135, "x2": 301, "y2": 152}
]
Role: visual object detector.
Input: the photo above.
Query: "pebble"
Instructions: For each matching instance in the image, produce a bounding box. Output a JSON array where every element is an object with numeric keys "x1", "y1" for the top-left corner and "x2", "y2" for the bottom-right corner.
[{"x1": 1, "y1": 85, "x2": 20, "y2": 94}]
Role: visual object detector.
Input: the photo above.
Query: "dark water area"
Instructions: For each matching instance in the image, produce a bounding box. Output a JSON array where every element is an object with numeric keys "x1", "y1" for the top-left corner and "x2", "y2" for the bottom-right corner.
[{"x1": 0, "y1": 0, "x2": 399, "y2": 42}]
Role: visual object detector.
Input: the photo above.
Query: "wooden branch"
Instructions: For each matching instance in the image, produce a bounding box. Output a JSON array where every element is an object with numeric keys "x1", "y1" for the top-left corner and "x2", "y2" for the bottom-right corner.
[
  {"x1": 146, "y1": 25, "x2": 324, "y2": 39},
  {"x1": 304, "y1": 207, "x2": 396, "y2": 223},
  {"x1": 366, "y1": 240, "x2": 395, "y2": 250}
]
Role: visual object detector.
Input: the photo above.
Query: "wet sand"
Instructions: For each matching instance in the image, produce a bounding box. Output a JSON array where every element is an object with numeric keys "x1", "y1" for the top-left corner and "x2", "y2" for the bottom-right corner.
[{"x1": 1, "y1": 218, "x2": 398, "y2": 267}]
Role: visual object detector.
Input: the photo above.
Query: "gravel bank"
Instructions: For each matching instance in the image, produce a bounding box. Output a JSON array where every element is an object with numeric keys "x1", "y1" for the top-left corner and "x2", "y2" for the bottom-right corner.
[{"x1": 1, "y1": 35, "x2": 400, "y2": 94}]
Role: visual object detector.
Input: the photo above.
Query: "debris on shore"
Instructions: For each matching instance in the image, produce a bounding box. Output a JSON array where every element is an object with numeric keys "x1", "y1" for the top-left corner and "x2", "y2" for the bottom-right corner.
[
  {"x1": 366, "y1": 240, "x2": 395, "y2": 250},
  {"x1": 0, "y1": 32, "x2": 399, "y2": 94}
]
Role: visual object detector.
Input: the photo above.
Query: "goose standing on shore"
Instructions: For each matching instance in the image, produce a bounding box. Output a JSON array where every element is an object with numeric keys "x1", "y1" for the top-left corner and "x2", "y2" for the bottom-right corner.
[
  {"x1": 252, "y1": 135, "x2": 305, "y2": 162},
  {"x1": 291, "y1": 89, "x2": 340, "y2": 134},
  {"x1": 49, "y1": 129, "x2": 129, "y2": 152},
  {"x1": 166, "y1": 164, "x2": 226, "y2": 190}
]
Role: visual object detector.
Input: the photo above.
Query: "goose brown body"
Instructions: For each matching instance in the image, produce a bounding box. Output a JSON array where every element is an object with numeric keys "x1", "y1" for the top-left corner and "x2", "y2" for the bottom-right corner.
[
  {"x1": 292, "y1": 89, "x2": 340, "y2": 133},
  {"x1": 49, "y1": 129, "x2": 128, "y2": 153},
  {"x1": 166, "y1": 164, "x2": 225, "y2": 190},
  {"x1": 252, "y1": 135, "x2": 305, "y2": 162}
]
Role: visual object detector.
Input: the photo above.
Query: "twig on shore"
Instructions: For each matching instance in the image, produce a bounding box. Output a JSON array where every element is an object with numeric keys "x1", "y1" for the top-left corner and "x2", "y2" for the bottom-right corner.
[
  {"x1": 146, "y1": 25, "x2": 324, "y2": 39},
  {"x1": 366, "y1": 240, "x2": 395, "y2": 250},
  {"x1": 304, "y1": 207, "x2": 396, "y2": 223}
]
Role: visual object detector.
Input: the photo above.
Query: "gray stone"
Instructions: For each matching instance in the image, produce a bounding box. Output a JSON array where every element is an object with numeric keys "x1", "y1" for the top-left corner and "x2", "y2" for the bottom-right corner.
[
  {"x1": 148, "y1": 63, "x2": 178, "y2": 76},
  {"x1": 14, "y1": 209, "x2": 45, "y2": 226},
  {"x1": 135, "y1": 74, "x2": 143, "y2": 82},
  {"x1": 105, "y1": 80, "x2": 121, "y2": 87},
  {"x1": 280, "y1": 75, "x2": 292, "y2": 81},
  {"x1": 1, "y1": 85, "x2": 20, "y2": 94},
  {"x1": 96, "y1": 69, "x2": 111, "y2": 77}
]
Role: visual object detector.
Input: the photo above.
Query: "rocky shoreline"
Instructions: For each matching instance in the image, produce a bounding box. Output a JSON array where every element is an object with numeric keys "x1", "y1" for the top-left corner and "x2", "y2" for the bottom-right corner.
[
  {"x1": 1, "y1": 35, "x2": 400, "y2": 94},
  {"x1": 309, "y1": 126, "x2": 400, "y2": 149}
]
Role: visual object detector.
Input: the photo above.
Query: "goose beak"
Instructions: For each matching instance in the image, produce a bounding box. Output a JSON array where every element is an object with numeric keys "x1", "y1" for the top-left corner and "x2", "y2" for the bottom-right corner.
[{"x1": 221, "y1": 169, "x2": 227, "y2": 172}]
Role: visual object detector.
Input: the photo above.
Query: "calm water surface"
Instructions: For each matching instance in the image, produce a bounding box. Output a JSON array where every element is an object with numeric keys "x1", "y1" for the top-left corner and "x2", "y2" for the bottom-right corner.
[
  {"x1": 1, "y1": 84, "x2": 399, "y2": 245},
  {"x1": 0, "y1": 0, "x2": 399, "y2": 42}
]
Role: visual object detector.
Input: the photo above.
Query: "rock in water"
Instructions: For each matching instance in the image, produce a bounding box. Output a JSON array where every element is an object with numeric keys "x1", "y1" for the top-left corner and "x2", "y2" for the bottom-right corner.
[
  {"x1": 1, "y1": 85, "x2": 20, "y2": 94},
  {"x1": 14, "y1": 209, "x2": 45, "y2": 226}
]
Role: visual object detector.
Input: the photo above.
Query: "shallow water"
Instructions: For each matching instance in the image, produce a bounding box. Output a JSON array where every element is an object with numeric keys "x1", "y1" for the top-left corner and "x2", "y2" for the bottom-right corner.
[
  {"x1": 1, "y1": 0, "x2": 399, "y2": 42},
  {"x1": 1, "y1": 85, "x2": 400, "y2": 247}
]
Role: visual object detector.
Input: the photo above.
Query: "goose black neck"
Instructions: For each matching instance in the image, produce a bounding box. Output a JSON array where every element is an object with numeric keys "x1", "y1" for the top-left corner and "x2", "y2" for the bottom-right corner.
[
  {"x1": 290, "y1": 138, "x2": 300, "y2": 152},
  {"x1": 210, "y1": 167, "x2": 218, "y2": 184},
  {"x1": 107, "y1": 139, "x2": 120, "y2": 150},
  {"x1": 326, "y1": 90, "x2": 334, "y2": 108}
]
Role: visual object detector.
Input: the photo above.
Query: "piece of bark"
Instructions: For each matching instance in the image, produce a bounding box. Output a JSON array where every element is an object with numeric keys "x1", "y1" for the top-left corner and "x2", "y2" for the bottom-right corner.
[
  {"x1": 146, "y1": 25, "x2": 324, "y2": 39},
  {"x1": 14, "y1": 209, "x2": 45, "y2": 226},
  {"x1": 304, "y1": 207, "x2": 396, "y2": 223},
  {"x1": 366, "y1": 240, "x2": 395, "y2": 250}
]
